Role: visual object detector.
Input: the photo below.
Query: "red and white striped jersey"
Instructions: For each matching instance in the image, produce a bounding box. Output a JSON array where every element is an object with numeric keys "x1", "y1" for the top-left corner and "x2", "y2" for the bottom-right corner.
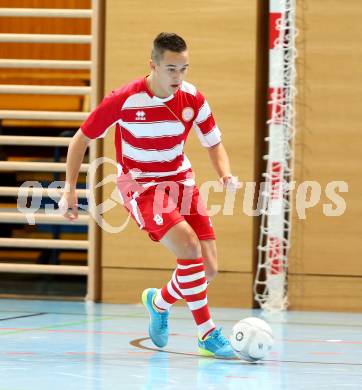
[{"x1": 81, "y1": 77, "x2": 221, "y2": 186}]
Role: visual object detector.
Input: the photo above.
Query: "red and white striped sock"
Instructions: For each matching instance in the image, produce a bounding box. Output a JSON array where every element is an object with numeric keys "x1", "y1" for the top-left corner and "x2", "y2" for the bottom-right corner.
[
  {"x1": 153, "y1": 261, "x2": 216, "y2": 339},
  {"x1": 153, "y1": 270, "x2": 183, "y2": 312},
  {"x1": 176, "y1": 257, "x2": 215, "y2": 339}
]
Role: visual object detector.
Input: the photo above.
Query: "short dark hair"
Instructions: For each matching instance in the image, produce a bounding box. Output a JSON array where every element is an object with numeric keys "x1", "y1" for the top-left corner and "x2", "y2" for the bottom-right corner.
[{"x1": 151, "y1": 32, "x2": 187, "y2": 63}]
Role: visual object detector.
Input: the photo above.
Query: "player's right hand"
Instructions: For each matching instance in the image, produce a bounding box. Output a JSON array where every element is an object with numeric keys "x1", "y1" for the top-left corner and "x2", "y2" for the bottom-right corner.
[
  {"x1": 58, "y1": 190, "x2": 78, "y2": 221},
  {"x1": 219, "y1": 175, "x2": 241, "y2": 192}
]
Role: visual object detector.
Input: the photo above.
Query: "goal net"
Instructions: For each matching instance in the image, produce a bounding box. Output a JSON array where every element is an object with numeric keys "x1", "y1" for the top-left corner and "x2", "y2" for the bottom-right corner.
[{"x1": 254, "y1": 0, "x2": 298, "y2": 311}]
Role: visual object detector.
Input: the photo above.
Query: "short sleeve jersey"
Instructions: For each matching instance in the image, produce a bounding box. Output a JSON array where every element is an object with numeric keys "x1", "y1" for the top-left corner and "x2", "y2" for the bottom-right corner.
[{"x1": 81, "y1": 77, "x2": 221, "y2": 186}]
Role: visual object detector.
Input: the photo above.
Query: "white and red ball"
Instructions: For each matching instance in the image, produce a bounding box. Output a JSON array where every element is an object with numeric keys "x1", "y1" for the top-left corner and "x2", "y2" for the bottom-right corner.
[{"x1": 229, "y1": 317, "x2": 274, "y2": 361}]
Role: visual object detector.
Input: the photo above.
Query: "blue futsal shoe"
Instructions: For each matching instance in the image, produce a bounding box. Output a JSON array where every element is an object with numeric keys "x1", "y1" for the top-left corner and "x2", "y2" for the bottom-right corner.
[
  {"x1": 198, "y1": 328, "x2": 236, "y2": 359},
  {"x1": 142, "y1": 288, "x2": 169, "y2": 348}
]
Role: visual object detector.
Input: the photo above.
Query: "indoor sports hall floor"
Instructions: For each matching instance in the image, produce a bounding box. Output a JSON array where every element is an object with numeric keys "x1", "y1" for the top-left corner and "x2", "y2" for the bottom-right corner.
[{"x1": 0, "y1": 299, "x2": 361, "y2": 390}]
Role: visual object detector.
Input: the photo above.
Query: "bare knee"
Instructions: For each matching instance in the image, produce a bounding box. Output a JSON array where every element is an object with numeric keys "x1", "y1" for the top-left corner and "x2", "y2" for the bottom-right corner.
[
  {"x1": 160, "y1": 221, "x2": 202, "y2": 259},
  {"x1": 178, "y1": 233, "x2": 201, "y2": 259},
  {"x1": 205, "y1": 259, "x2": 218, "y2": 281}
]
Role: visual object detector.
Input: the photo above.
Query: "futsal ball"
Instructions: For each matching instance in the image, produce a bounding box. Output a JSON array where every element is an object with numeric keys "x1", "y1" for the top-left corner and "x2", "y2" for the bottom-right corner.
[{"x1": 229, "y1": 317, "x2": 274, "y2": 361}]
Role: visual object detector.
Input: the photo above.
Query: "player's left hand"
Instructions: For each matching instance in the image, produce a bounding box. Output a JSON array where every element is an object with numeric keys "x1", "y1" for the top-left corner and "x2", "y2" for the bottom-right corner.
[{"x1": 219, "y1": 175, "x2": 241, "y2": 192}]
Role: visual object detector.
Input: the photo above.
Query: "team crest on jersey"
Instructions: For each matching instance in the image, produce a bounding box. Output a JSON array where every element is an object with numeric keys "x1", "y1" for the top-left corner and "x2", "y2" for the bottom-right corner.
[{"x1": 182, "y1": 107, "x2": 194, "y2": 122}]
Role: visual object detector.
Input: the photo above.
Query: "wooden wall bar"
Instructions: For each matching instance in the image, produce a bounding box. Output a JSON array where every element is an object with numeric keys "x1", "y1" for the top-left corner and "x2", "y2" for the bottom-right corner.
[{"x1": 0, "y1": 0, "x2": 91, "y2": 62}]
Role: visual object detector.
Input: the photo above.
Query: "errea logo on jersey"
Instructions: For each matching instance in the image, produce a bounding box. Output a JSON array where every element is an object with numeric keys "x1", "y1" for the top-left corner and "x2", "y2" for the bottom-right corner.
[{"x1": 135, "y1": 110, "x2": 146, "y2": 121}]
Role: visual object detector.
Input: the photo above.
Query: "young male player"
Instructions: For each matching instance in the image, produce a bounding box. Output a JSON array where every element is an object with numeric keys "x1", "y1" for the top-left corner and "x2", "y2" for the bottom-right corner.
[{"x1": 60, "y1": 32, "x2": 239, "y2": 358}]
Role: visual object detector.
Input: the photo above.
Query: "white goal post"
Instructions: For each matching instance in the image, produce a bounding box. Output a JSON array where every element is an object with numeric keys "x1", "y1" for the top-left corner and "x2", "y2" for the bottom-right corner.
[{"x1": 254, "y1": 0, "x2": 298, "y2": 311}]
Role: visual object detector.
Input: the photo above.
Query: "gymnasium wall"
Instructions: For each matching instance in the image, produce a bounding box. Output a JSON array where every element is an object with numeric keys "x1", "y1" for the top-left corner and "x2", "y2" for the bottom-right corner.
[
  {"x1": 100, "y1": 1, "x2": 257, "y2": 307},
  {"x1": 1, "y1": 2, "x2": 359, "y2": 311},
  {"x1": 289, "y1": 1, "x2": 362, "y2": 311}
]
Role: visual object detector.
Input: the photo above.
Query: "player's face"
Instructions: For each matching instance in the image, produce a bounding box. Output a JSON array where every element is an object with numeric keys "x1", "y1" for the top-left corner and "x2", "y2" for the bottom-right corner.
[{"x1": 151, "y1": 50, "x2": 189, "y2": 97}]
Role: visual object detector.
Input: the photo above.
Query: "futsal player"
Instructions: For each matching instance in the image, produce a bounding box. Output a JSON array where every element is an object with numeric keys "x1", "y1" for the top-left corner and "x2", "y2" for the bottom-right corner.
[{"x1": 60, "y1": 32, "x2": 239, "y2": 358}]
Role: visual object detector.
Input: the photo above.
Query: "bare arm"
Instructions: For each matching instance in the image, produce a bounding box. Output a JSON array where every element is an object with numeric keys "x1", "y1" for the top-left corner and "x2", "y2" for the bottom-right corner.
[
  {"x1": 207, "y1": 142, "x2": 240, "y2": 189},
  {"x1": 59, "y1": 129, "x2": 91, "y2": 220},
  {"x1": 207, "y1": 142, "x2": 231, "y2": 180},
  {"x1": 65, "y1": 129, "x2": 91, "y2": 190}
]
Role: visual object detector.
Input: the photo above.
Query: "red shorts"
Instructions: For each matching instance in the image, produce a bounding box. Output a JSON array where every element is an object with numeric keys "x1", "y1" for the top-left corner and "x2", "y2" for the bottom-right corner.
[{"x1": 123, "y1": 182, "x2": 215, "y2": 242}]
